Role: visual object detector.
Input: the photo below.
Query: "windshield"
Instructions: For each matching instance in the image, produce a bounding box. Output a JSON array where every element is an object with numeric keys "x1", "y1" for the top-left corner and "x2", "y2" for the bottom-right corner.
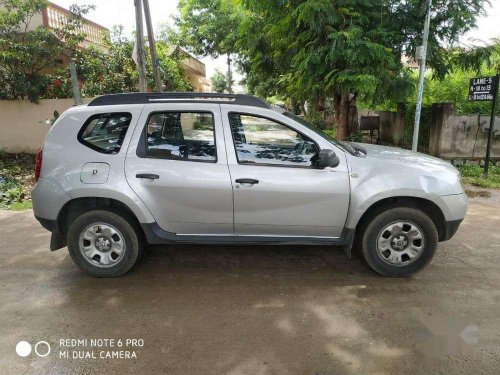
[{"x1": 282, "y1": 111, "x2": 359, "y2": 156}]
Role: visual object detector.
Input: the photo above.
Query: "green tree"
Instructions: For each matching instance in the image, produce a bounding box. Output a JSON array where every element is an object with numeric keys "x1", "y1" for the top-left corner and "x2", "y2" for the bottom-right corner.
[
  {"x1": 150, "y1": 41, "x2": 192, "y2": 92},
  {"x1": 176, "y1": 0, "x2": 242, "y2": 58},
  {"x1": 73, "y1": 26, "x2": 138, "y2": 97},
  {"x1": 46, "y1": 26, "x2": 191, "y2": 98},
  {"x1": 177, "y1": 0, "x2": 489, "y2": 139},
  {"x1": 0, "y1": 0, "x2": 91, "y2": 102},
  {"x1": 420, "y1": 45, "x2": 500, "y2": 114},
  {"x1": 176, "y1": 0, "x2": 244, "y2": 92},
  {"x1": 210, "y1": 69, "x2": 227, "y2": 92}
]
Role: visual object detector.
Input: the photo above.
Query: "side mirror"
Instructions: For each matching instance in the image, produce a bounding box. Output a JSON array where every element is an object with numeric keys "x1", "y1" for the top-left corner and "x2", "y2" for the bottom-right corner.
[{"x1": 316, "y1": 149, "x2": 340, "y2": 169}]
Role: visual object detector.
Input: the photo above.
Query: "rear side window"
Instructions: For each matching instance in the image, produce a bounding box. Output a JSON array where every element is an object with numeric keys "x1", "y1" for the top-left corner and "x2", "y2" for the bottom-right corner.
[
  {"x1": 78, "y1": 113, "x2": 132, "y2": 154},
  {"x1": 144, "y1": 112, "x2": 216, "y2": 162}
]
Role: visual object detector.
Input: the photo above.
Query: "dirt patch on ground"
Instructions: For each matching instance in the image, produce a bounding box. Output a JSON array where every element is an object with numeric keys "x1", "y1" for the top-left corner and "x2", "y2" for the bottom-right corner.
[{"x1": 465, "y1": 189, "x2": 492, "y2": 198}]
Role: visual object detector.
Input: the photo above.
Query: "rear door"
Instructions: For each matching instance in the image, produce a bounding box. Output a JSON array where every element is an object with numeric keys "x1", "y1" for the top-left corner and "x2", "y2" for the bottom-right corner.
[
  {"x1": 125, "y1": 103, "x2": 234, "y2": 235},
  {"x1": 221, "y1": 105, "x2": 350, "y2": 238}
]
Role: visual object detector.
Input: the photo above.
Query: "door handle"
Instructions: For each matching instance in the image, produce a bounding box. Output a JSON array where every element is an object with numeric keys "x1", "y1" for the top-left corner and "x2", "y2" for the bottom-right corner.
[
  {"x1": 235, "y1": 178, "x2": 259, "y2": 185},
  {"x1": 136, "y1": 173, "x2": 159, "y2": 180}
]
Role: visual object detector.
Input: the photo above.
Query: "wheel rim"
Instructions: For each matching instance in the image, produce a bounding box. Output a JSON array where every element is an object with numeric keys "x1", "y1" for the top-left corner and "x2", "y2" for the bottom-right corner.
[
  {"x1": 376, "y1": 221, "x2": 425, "y2": 266},
  {"x1": 79, "y1": 223, "x2": 126, "y2": 268}
]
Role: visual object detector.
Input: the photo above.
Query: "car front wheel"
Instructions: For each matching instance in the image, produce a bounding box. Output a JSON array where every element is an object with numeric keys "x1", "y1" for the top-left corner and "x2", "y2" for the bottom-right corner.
[
  {"x1": 361, "y1": 207, "x2": 438, "y2": 277},
  {"x1": 67, "y1": 210, "x2": 143, "y2": 277}
]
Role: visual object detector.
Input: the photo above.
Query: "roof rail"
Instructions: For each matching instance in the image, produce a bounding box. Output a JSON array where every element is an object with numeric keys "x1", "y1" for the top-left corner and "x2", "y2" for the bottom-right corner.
[{"x1": 87, "y1": 92, "x2": 271, "y2": 108}]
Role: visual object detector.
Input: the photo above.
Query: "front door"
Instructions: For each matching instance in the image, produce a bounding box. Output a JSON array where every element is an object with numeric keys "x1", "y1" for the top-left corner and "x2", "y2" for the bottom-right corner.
[
  {"x1": 125, "y1": 103, "x2": 234, "y2": 235},
  {"x1": 221, "y1": 106, "x2": 350, "y2": 238}
]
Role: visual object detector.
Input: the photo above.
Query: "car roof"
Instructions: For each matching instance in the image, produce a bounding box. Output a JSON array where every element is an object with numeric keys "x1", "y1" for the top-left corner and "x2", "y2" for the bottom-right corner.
[{"x1": 88, "y1": 92, "x2": 272, "y2": 109}]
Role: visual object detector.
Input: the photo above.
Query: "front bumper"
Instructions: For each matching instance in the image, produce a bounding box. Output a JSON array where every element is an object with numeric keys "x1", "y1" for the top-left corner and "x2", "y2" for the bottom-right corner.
[
  {"x1": 440, "y1": 193, "x2": 468, "y2": 221},
  {"x1": 438, "y1": 193, "x2": 467, "y2": 242},
  {"x1": 441, "y1": 219, "x2": 463, "y2": 241}
]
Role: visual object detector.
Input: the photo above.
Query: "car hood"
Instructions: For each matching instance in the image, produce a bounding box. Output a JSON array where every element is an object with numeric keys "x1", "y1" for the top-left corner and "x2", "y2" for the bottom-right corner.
[
  {"x1": 351, "y1": 142, "x2": 457, "y2": 173},
  {"x1": 345, "y1": 142, "x2": 464, "y2": 196}
]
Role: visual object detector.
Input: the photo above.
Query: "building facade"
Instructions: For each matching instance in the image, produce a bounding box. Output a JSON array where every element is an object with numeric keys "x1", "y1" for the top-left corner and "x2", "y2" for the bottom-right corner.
[{"x1": 27, "y1": 1, "x2": 110, "y2": 50}]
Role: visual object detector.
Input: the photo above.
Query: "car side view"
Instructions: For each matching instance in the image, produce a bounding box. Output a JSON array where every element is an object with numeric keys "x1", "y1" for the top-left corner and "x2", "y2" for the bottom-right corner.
[{"x1": 32, "y1": 92, "x2": 467, "y2": 277}]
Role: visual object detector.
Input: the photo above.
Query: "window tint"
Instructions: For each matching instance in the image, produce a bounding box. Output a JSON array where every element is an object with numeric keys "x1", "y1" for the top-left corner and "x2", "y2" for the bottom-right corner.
[
  {"x1": 229, "y1": 113, "x2": 319, "y2": 166},
  {"x1": 146, "y1": 112, "x2": 216, "y2": 162},
  {"x1": 79, "y1": 113, "x2": 132, "y2": 154}
]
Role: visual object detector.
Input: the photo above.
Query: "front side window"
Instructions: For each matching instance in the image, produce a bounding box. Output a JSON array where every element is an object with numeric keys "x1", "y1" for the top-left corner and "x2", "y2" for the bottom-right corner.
[
  {"x1": 145, "y1": 112, "x2": 216, "y2": 162},
  {"x1": 78, "y1": 113, "x2": 132, "y2": 154},
  {"x1": 229, "y1": 113, "x2": 319, "y2": 167}
]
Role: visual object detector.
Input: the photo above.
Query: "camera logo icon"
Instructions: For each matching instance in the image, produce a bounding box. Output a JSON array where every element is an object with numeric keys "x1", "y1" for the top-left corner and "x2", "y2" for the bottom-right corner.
[{"x1": 16, "y1": 341, "x2": 51, "y2": 357}]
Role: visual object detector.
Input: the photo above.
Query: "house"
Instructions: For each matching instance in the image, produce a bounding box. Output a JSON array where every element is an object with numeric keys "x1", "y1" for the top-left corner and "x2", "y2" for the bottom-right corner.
[
  {"x1": 179, "y1": 50, "x2": 208, "y2": 92},
  {"x1": 2, "y1": 1, "x2": 208, "y2": 92},
  {"x1": 35, "y1": 3, "x2": 209, "y2": 92},
  {"x1": 27, "y1": 1, "x2": 110, "y2": 51}
]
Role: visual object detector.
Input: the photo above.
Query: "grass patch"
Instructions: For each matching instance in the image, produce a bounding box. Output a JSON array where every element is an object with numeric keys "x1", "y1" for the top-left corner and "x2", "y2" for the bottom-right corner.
[
  {"x1": 9, "y1": 200, "x2": 33, "y2": 211},
  {"x1": 457, "y1": 164, "x2": 500, "y2": 189},
  {"x1": 0, "y1": 151, "x2": 35, "y2": 210}
]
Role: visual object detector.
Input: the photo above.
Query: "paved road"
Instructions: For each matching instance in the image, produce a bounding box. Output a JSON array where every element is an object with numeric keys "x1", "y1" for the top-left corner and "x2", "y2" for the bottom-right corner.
[{"x1": 0, "y1": 197, "x2": 499, "y2": 375}]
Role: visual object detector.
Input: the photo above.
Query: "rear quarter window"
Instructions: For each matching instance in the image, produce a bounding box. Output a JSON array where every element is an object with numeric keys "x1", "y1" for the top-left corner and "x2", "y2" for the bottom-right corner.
[{"x1": 78, "y1": 113, "x2": 132, "y2": 154}]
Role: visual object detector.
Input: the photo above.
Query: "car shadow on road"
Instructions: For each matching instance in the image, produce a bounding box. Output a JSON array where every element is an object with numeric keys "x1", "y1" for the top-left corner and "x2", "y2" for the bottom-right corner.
[{"x1": 134, "y1": 243, "x2": 376, "y2": 282}]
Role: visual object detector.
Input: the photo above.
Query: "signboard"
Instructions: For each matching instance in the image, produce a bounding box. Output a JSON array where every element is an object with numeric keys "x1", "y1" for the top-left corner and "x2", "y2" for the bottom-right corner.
[
  {"x1": 468, "y1": 76, "x2": 496, "y2": 101},
  {"x1": 468, "y1": 74, "x2": 499, "y2": 178}
]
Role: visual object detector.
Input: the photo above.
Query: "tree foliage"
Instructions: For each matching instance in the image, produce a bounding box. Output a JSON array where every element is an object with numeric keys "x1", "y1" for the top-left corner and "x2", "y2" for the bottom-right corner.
[
  {"x1": 0, "y1": 0, "x2": 192, "y2": 102},
  {"x1": 73, "y1": 26, "x2": 138, "y2": 97},
  {"x1": 0, "y1": 0, "x2": 91, "y2": 101},
  {"x1": 368, "y1": 43, "x2": 500, "y2": 113},
  {"x1": 210, "y1": 69, "x2": 227, "y2": 92},
  {"x1": 421, "y1": 53, "x2": 500, "y2": 114},
  {"x1": 74, "y1": 26, "x2": 191, "y2": 96},
  {"x1": 176, "y1": 0, "x2": 490, "y2": 139},
  {"x1": 176, "y1": 0, "x2": 243, "y2": 58}
]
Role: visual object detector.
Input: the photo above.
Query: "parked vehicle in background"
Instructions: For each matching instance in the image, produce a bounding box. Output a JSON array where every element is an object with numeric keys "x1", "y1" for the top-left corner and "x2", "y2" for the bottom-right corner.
[{"x1": 32, "y1": 93, "x2": 467, "y2": 277}]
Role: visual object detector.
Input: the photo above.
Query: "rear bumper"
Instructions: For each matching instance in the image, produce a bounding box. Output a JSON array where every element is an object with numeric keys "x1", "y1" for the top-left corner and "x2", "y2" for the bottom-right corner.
[
  {"x1": 35, "y1": 216, "x2": 56, "y2": 232},
  {"x1": 35, "y1": 216, "x2": 66, "y2": 251},
  {"x1": 32, "y1": 178, "x2": 70, "y2": 221},
  {"x1": 441, "y1": 219, "x2": 463, "y2": 242}
]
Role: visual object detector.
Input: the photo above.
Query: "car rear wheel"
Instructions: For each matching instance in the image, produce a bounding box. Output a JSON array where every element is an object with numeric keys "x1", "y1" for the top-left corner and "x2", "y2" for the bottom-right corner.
[
  {"x1": 67, "y1": 210, "x2": 143, "y2": 277},
  {"x1": 361, "y1": 207, "x2": 438, "y2": 277}
]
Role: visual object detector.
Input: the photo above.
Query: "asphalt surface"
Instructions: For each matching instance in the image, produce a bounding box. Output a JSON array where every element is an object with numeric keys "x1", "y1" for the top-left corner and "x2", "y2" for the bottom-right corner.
[{"x1": 0, "y1": 195, "x2": 499, "y2": 375}]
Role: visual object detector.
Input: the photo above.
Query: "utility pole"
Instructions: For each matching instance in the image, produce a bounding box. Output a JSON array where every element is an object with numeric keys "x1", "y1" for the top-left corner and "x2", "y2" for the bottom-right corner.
[
  {"x1": 226, "y1": 53, "x2": 232, "y2": 94},
  {"x1": 134, "y1": 0, "x2": 147, "y2": 92},
  {"x1": 412, "y1": 0, "x2": 432, "y2": 152},
  {"x1": 142, "y1": 0, "x2": 162, "y2": 91},
  {"x1": 69, "y1": 61, "x2": 81, "y2": 105}
]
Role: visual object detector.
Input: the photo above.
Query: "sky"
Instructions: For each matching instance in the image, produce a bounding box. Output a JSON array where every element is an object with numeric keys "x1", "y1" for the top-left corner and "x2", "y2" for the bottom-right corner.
[{"x1": 52, "y1": 0, "x2": 500, "y2": 84}]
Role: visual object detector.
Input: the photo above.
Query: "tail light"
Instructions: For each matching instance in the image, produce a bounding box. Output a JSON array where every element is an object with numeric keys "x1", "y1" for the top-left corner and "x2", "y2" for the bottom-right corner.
[{"x1": 35, "y1": 147, "x2": 43, "y2": 182}]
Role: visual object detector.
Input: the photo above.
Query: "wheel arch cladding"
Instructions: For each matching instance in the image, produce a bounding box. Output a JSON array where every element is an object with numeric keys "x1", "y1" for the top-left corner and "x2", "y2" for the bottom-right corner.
[
  {"x1": 56, "y1": 197, "x2": 144, "y2": 238},
  {"x1": 353, "y1": 196, "x2": 447, "y2": 241}
]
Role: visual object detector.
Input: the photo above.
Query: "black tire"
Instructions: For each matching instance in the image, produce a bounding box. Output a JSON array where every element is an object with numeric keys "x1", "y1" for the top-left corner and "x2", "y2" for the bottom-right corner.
[
  {"x1": 67, "y1": 210, "x2": 143, "y2": 277},
  {"x1": 361, "y1": 207, "x2": 438, "y2": 277}
]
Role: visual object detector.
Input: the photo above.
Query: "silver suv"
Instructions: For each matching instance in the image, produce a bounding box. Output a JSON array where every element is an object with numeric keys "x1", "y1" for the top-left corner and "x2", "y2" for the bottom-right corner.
[{"x1": 32, "y1": 93, "x2": 467, "y2": 277}]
